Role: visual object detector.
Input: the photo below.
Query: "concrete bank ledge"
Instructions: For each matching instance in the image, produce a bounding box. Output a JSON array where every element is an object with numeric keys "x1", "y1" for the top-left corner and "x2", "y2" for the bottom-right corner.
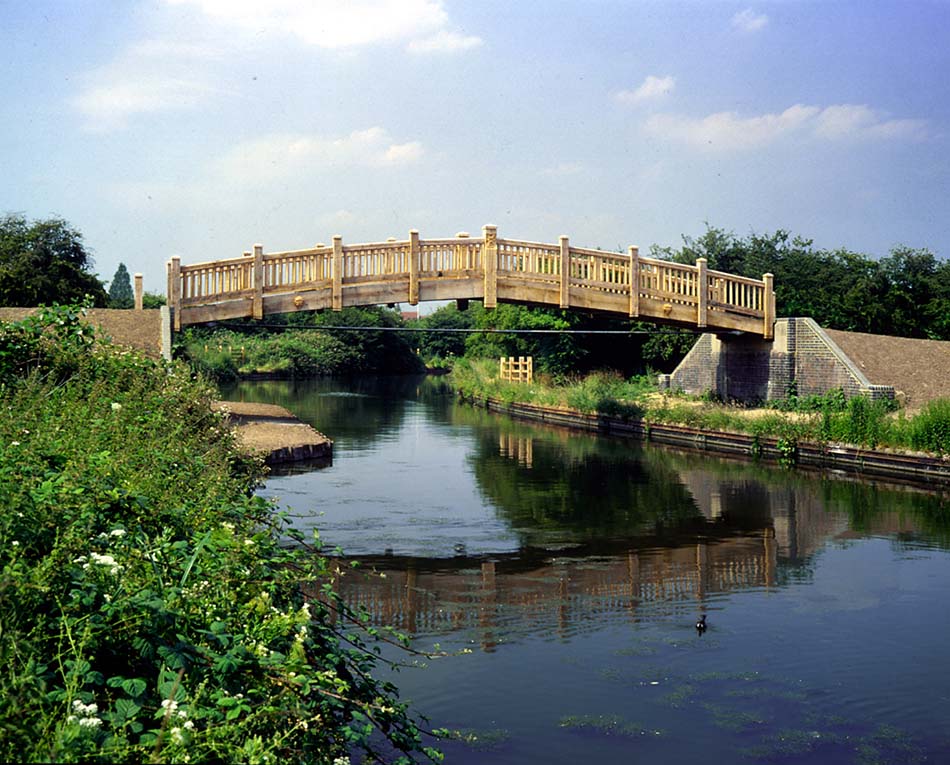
[
  {"x1": 462, "y1": 395, "x2": 950, "y2": 490},
  {"x1": 215, "y1": 401, "x2": 332, "y2": 466}
]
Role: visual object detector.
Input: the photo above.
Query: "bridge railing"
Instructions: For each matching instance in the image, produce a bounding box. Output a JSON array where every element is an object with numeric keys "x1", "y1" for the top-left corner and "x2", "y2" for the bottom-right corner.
[{"x1": 168, "y1": 225, "x2": 775, "y2": 336}]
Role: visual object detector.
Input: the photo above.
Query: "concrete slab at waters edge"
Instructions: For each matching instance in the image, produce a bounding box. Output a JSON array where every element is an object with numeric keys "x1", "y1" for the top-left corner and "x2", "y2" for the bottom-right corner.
[{"x1": 215, "y1": 400, "x2": 332, "y2": 465}]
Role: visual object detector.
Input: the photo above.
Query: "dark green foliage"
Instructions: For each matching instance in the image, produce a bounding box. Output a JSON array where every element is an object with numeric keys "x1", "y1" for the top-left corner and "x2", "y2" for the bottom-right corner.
[
  {"x1": 656, "y1": 224, "x2": 950, "y2": 339},
  {"x1": 0, "y1": 308, "x2": 441, "y2": 763},
  {"x1": 463, "y1": 303, "x2": 584, "y2": 376},
  {"x1": 424, "y1": 303, "x2": 664, "y2": 377},
  {"x1": 107, "y1": 263, "x2": 134, "y2": 308},
  {"x1": 309, "y1": 306, "x2": 423, "y2": 374},
  {"x1": 141, "y1": 292, "x2": 166, "y2": 308},
  {"x1": 415, "y1": 303, "x2": 472, "y2": 360},
  {"x1": 0, "y1": 213, "x2": 108, "y2": 307},
  {"x1": 181, "y1": 306, "x2": 424, "y2": 380},
  {"x1": 638, "y1": 325, "x2": 697, "y2": 371}
]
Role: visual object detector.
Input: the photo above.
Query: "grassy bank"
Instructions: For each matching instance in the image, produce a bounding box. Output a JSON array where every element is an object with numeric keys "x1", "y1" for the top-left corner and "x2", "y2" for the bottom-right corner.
[
  {"x1": 0, "y1": 306, "x2": 439, "y2": 764},
  {"x1": 449, "y1": 358, "x2": 950, "y2": 457},
  {"x1": 179, "y1": 308, "x2": 424, "y2": 381}
]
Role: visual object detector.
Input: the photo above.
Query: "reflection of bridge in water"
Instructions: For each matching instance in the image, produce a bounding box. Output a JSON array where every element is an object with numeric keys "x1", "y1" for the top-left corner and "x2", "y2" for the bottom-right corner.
[
  {"x1": 323, "y1": 426, "x2": 935, "y2": 649},
  {"x1": 337, "y1": 534, "x2": 777, "y2": 650}
]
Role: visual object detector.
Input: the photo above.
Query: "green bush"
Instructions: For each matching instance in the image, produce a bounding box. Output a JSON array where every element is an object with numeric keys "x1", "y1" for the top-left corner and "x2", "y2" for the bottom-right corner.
[
  {"x1": 908, "y1": 399, "x2": 950, "y2": 455},
  {"x1": 0, "y1": 308, "x2": 440, "y2": 764}
]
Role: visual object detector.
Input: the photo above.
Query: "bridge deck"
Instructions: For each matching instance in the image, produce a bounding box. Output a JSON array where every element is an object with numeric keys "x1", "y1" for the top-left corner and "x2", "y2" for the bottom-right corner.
[{"x1": 167, "y1": 225, "x2": 775, "y2": 337}]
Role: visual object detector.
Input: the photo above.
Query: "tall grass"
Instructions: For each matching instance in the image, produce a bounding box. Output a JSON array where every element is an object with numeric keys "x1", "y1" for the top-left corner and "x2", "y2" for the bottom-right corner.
[{"x1": 450, "y1": 359, "x2": 950, "y2": 456}]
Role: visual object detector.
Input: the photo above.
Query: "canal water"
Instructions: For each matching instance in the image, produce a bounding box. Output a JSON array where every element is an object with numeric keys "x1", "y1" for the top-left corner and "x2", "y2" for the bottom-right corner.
[{"x1": 220, "y1": 376, "x2": 950, "y2": 764}]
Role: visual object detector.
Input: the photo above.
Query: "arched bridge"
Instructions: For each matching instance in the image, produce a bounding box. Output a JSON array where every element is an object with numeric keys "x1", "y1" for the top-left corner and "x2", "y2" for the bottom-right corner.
[{"x1": 167, "y1": 225, "x2": 775, "y2": 338}]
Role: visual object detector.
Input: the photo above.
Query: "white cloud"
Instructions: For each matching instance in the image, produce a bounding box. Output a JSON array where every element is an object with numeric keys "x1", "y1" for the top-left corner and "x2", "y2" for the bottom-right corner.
[
  {"x1": 407, "y1": 29, "x2": 483, "y2": 54},
  {"x1": 72, "y1": 33, "x2": 231, "y2": 131},
  {"x1": 813, "y1": 104, "x2": 928, "y2": 141},
  {"x1": 74, "y1": 0, "x2": 479, "y2": 130},
  {"x1": 541, "y1": 162, "x2": 585, "y2": 177},
  {"x1": 732, "y1": 8, "x2": 768, "y2": 33},
  {"x1": 646, "y1": 104, "x2": 817, "y2": 150},
  {"x1": 75, "y1": 76, "x2": 218, "y2": 132},
  {"x1": 213, "y1": 128, "x2": 424, "y2": 185},
  {"x1": 645, "y1": 103, "x2": 928, "y2": 151},
  {"x1": 615, "y1": 75, "x2": 675, "y2": 106},
  {"x1": 166, "y1": 0, "x2": 454, "y2": 49},
  {"x1": 110, "y1": 127, "x2": 425, "y2": 212}
]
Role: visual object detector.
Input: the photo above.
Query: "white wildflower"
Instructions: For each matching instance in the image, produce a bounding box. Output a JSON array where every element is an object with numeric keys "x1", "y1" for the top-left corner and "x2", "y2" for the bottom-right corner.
[
  {"x1": 170, "y1": 726, "x2": 184, "y2": 744},
  {"x1": 11, "y1": 540, "x2": 19, "y2": 547},
  {"x1": 111, "y1": 402, "x2": 122, "y2": 412},
  {"x1": 68, "y1": 699, "x2": 102, "y2": 729},
  {"x1": 72, "y1": 699, "x2": 98, "y2": 716},
  {"x1": 10, "y1": 441, "x2": 19, "y2": 447},
  {"x1": 109, "y1": 528, "x2": 127, "y2": 537},
  {"x1": 83, "y1": 551, "x2": 121, "y2": 576},
  {"x1": 183, "y1": 719, "x2": 195, "y2": 730},
  {"x1": 161, "y1": 699, "x2": 179, "y2": 714}
]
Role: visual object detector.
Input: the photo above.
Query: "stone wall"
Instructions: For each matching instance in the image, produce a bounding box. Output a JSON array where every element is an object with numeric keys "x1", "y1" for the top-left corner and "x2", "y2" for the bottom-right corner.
[
  {"x1": 661, "y1": 317, "x2": 895, "y2": 404},
  {"x1": 0, "y1": 307, "x2": 170, "y2": 360}
]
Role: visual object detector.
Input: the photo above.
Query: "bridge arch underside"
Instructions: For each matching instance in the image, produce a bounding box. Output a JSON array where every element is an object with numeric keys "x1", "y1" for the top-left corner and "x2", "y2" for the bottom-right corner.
[{"x1": 178, "y1": 274, "x2": 764, "y2": 334}]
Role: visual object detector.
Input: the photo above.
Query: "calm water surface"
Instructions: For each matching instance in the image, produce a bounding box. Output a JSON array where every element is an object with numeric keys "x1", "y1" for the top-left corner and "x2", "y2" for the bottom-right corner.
[{"x1": 220, "y1": 376, "x2": 950, "y2": 764}]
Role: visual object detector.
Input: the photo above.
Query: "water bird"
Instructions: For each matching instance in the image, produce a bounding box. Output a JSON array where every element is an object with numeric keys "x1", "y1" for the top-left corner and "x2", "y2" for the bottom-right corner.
[
  {"x1": 453, "y1": 542, "x2": 467, "y2": 555},
  {"x1": 696, "y1": 614, "x2": 707, "y2": 634}
]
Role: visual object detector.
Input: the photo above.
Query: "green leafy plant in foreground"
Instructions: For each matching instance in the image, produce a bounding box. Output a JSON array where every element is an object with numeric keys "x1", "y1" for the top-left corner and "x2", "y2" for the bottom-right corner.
[{"x1": 0, "y1": 306, "x2": 441, "y2": 764}]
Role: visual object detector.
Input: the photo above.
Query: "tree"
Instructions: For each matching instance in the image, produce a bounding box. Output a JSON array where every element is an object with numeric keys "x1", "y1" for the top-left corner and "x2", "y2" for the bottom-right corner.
[
  {"x1": 108, "y1": 262, "x2": 134, "y2": 308},
  {"x1": 0, "y1": 213, "x2": 107, "y2": 307},
  {"x1": 142, "y1": 291, "x2": 166, "y2": 308},
  {"x1": 417, "y1": 303, "x2": 472, "y2": 360}
]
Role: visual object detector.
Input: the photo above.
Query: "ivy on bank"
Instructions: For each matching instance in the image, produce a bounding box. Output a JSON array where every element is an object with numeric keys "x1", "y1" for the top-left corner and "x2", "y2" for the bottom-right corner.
[{"x1": 0, "y1": 305, "x2": 441, "y2": 764}]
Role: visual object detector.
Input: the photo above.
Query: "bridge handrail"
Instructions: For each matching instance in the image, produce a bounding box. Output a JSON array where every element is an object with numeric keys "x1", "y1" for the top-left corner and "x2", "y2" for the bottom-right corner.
[
  {"x1": 264, "y1": 245, "x2": 333, "y2": 259},
  {"x1": 706, "y1": 267, "x2": 765, "y2": 287},
  {"x1": 167, "y1": 226, "x2": 775, "y2": 337}
]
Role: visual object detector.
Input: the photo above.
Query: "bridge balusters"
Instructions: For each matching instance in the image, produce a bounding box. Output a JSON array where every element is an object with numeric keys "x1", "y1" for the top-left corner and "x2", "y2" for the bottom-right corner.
[{"x1": 169, "y1": 227, "x2": 773, "y2": 335}]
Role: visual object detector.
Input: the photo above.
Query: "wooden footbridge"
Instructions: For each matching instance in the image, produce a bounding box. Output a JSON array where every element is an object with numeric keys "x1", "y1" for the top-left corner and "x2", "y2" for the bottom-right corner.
[{"x1": 167, "y1": 225, "x2": 775, "y2": 338}]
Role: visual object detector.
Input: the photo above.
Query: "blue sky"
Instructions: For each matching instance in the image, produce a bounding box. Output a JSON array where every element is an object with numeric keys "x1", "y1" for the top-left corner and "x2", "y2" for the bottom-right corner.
[{"x1": 3, "y1": 1, "x2": 948, "y2": 297}]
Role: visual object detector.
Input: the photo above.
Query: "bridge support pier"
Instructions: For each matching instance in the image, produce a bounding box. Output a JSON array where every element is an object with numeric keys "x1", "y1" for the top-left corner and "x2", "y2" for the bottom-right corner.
[{"x1": 661, "y1": 318, "x2": 895, "y2": 404}]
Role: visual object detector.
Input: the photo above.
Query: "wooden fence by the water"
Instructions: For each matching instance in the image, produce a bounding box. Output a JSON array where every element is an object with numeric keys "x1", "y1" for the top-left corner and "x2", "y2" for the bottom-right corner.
[
  {"x1": 500, "y1": 356, "x2": 533, "y2": 384},
  {"x1": 167, "y1": 225, "x2": 775, "y2": 337}
]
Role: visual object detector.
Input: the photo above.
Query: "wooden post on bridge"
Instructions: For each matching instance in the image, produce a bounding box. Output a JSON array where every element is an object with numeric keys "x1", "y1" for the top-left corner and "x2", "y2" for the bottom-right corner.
[
  {"x1": 483, "y1": 224, "x2": 498, "y2": 309},
  {"x1": 332, "y1": 235, "x2": 343, "y2": 311},
  {"x1": 455, "y1": 231, "x2": 470, "y2": 270},
  {"x1": 628, "y1": 246, "x2": 639, "y2": 318},
  {"x1": 408, "y1": 230, "x2": 420, "y2": 305},
  {"x1": 559, "y1": 235, "x2": 570, "y2": 309},
  {"x1": 168, "y1": 256, "x2": 182, "y2": 331},
  {"x1": 252, "y1": 244, "x2": 264, "y2": 320},
  {"x1": 763, "y1": 272, "x2": 775, "y2": 340},
  {"x1": 696, "y1": 257, "x2": 708, "y2": 328}
]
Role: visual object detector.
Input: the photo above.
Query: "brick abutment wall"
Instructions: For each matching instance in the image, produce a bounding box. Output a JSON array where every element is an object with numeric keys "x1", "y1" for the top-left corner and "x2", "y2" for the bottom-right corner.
[
  {"x1": 0, "y1": 307, "x2": 172, "y2": 360},
  {"x1": 662, "y1": 318, "x2": 896, "y2": 404}
]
